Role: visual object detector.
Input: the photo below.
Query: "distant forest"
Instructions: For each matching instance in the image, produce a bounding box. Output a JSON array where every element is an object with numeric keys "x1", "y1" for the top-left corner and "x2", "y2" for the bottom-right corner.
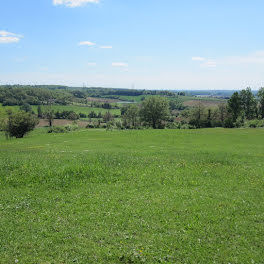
[{"x1": 0, "y1": 85, "x2": 182, "y2": 106}]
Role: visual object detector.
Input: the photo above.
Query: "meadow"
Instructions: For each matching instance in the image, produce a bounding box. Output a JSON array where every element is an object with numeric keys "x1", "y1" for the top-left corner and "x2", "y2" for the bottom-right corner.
[
  {"x1": 0, "y1": 104, "x2": 121, "y2": 116},
  {"x1": 0, "y1": 128, "x2": 263, "y2": 263}
]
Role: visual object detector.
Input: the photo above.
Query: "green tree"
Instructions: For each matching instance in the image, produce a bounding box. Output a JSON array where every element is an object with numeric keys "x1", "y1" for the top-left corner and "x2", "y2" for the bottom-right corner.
[
  {"x1": 88, "y1": 111, "x2": 97, "y2": 118},
  {"x1": 257, "y1": 87, "x2": 264, "y2": 119},
  {"x1": 0, "y1": 110, "x2": 7, "y2": 132},
  {"x1": 217, "y1": 103, "x2": 228, "y2": 126},
  {"x1": 103, "y1": 111, "x2": 113, "y2": 123},
  {"x1": 189, "y1": 101, "x2": 206, "y2": 128},
  {"x1": 240, "y1": 87, "x2": 257, "y2": 120},
  {"x1": 122, "y1": 104, "x2": 139, "y2": 128},
  {"x1": 20, "y1": 103, "x2": 32, "y2": 113},
  {"x1": 37, "y1": 105, "x2": 43, "y2": 118},
  {"x1": 140, "y1": 97, "x2": 169, "y2": 129},
  {"x1": 5, "y1": 111, "x2": 38, "y2": 138},
  {"x1": 228, "y1": 92, "x2": 242, "y2": 122},
  {"x1": 46, "y1": 109, "x2": 54, "y2": 127}
]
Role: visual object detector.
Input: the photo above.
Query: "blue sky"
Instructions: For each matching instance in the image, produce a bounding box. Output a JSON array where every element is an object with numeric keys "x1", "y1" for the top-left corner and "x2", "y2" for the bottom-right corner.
[{"x1": 1, "y1": 0, "x2": 264, "y2": 90}]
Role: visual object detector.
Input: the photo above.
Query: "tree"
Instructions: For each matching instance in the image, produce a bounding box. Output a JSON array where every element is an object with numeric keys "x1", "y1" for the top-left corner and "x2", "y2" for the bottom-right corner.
[
  {"x1": 88, "y1": 111, "x2": 97, "y2": 118},
  {"x1": 140, "y1": 96, "x2": 169, "y2": 129},
  {"x1": 240, "y1": 87, "x2": 257, "y2": 120},
  {"x1": 189, "y1": 101, "x2": 206, "y2": 128},
  {"x1": 257, "y1": 87, "x2": 264, "y2": 119},
  {"x1": 122, "y1": 104, "x2": 139, "y2": 128},
  {"x1": 228, "y1": 92, "x2": 242, "y2": 122},
  {"x1": 217, "y1": 103, "x2": 228, "y2": 126},
  {"x1": 5, "y1": 111, "x2": 38, "y2": 138},
  {"x1": 0, "y1": 109, "x2": 6, "y2": 132},
  {"x1": 37, "y1": 105, "x2": 43, "y2": 118},
  {"x1": 103, "y1": 111, "x2": 113, "y2": 123},
  {"x1": 20, "y1": 103, "x2": 32, "y2": 113},
  {"x1": 46, "y1": 109, "x2": 54, "y2": 127}
]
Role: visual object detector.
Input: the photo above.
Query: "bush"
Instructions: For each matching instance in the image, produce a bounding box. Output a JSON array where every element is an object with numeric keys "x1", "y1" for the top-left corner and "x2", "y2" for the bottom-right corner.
[
  {"x1": 64, "y1": 124, "x2": 79, "y2": 131},
  {"x1": 166, "y1": 122, "x2": 181, "y2": 129},
  {"x1": 86, "y1": 123, "x2": 95, "y2": 129},
  {"x1": 246, "y1": 119, "x2": 264, "y2": 128},
  {"x1": 48, "y1": 126, "x2": 67, "y2": 133},
  {"x1": 5, "y1": 111, "x2": 39, "y2": 138},
  {"x1": 180, "y1": 124, "x2": 196, "y2": 129},
  {"x1": 224, "y1": 118, "x2": 234, "y2": 128},
  {"x1": 79, "y1": 112, "x2": 87, "y2": 118},
  {"x1": 48, "y1": 124, "x2": 79, "y2": 133}
]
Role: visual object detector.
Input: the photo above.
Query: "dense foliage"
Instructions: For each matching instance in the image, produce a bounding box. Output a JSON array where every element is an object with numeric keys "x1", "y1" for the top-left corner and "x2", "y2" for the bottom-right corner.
[{"x1": 4, "y1": 111, "x2": 38, "y2": 138}]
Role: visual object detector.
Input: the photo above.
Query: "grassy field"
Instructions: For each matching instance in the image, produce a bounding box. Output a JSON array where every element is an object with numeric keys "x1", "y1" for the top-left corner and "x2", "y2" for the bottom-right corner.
[
  {"x1": 0, "y1": 128, "x2": 263, "y2": 263},
  {"x1": 0, "y1": 104, "x2": 121, "y2": 116}
]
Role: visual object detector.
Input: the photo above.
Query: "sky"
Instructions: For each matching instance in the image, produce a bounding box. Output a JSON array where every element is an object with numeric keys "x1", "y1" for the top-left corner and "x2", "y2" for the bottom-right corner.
[{"x1": 1, "y1": 0, "x2": 264, "y2": 90}]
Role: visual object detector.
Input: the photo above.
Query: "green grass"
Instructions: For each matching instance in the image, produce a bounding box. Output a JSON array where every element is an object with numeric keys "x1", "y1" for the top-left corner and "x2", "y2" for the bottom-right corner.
[
  {"x1": 0, "y1": 128, "x2": 263, "y2": 263},
  {"x1": 0, "y1": 103, "x2": 120, "y2": 115}
]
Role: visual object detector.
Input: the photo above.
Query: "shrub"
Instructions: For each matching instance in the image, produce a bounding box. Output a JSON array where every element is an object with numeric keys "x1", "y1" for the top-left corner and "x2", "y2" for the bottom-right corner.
[
  {"x1": 48, "y1": 124, "x2": 79, "y2": 133},
  {"x1": 246, "y1": 119, "x2": 264, "y2": 128},
  {"x1": 48, "y1": 126, "x2": 67, "y2": 133},
  {"x1": 79, "y1": 112, "x2": 87, "y2": 118},
  {"x1": 86, "y1": 123, "x2": 95, "y2": 129},
  {"x1": 6, "y1": 111, "x2": 39, "y2": 138},
  {"x1": 64, "y1": 124, "x2": 79, "y2": 131},
  {"x1": 166, "y1": 122, "x2": 181, "y2": 129},
  {"x1": 224, "y1": 118, "x2": 234, "y2": 128},
  {"x1": 180, "y1": 124, "x2": 196, "y2": 129}
]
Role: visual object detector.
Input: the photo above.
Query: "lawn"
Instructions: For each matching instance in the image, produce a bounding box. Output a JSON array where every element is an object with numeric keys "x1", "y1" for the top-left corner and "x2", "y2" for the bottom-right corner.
[{"x1": 0, "y1": 128, "x2": 263, "y2": 263}]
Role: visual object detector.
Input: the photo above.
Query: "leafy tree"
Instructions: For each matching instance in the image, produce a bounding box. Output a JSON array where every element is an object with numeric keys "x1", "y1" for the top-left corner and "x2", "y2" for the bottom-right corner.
[
  {"x1": 122, "y1": 104, "x2": 139, "y2": 128},
  {"x1": 79, "y1": 112, "x2": 87, "y2": 118},
  {"x1": 240, "y1": 87, "x2": 257, "y2": 120},
  {"x1": 228, "y1": 92, "x2": 242, "y2": 122},
  {"x1": 257, "y1": 87, "x2": 264, "y2": 119},
  {"x1": 0, "y1": 110, "x2": 7, "y2": 132},
  {"x1": 20, "y1": 103, "x2": 32, "y2": 113},
  {"x1": 67, "y1": 111, "x2": 79, "y2": 120},
  {"x1": 88, "y1": 111, "x2": 97, "y2": 118},
  {"x1": 217, "y1": 103, "x2": 228, "y2": 125},
  {"x1": 189, "y1": 101, "x2": 206, "y2": 128},
  {"x1": 37, "y1": 105, "x2": 43, "y2": 118},
  {"x1": 5, "y1": 111, "x2": 38, "y2": 138},
  {"x1": 140, "y1": 96, "x2": 169, "y2": 129},
  {"x1": 103, "y1": 111, "x2": 113, "y2": 123},
  {"x1": 46, "y1": 109, "x2": 55, "y2": 127}
]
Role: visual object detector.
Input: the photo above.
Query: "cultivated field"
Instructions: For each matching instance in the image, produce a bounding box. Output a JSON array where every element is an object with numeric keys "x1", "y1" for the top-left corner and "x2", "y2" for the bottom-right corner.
[{"x1": 0, "y1": 129, "x2": 263, "y2": 263}]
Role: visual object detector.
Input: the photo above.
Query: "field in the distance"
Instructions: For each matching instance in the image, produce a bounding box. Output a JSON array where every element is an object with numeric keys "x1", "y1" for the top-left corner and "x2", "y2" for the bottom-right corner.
[
  {"x1": 0, "y1": 104, "x2": 121, "y2": 116},
  {"x1": 0, "y1": 129, "x2": 263, "y2": 263}
]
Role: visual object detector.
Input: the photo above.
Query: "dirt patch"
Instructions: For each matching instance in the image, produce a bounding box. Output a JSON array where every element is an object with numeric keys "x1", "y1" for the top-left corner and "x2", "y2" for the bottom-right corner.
[
  {"x1": 183, "y1": 100, "x2": 223, "y2": 108},
  {"x1": 38, "y1": 119, "x2": 89, "y2": 128},
  {"x1": 86, "y1": 97, "x2": 121, "y2": 103}
]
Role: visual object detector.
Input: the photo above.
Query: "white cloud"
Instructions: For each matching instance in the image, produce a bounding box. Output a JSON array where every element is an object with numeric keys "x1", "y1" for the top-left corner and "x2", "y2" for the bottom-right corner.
[
  {"x1": 100, "y1": 46, "x2": 113, "y2": 49},
  {"x1": 0, "y1": 31, "x2": 23, "y2": 44},
  {"x1": 201, "y1": 60, "x2": 217, "y2": 68},
  {"x1": 191, "y1": 57, "x2": 205, "y2": 61},
  {"x1": 87, "y1": 62, "x2": 96, "y2": 66},
  {"x1": 53, "y1": 0, "x2": 99, "y2": 7},
  {"x1": 78, "y1": 41, "x2": 96, "y2": 46},
  {"x1": 112, "y1": 62, "x2": 128, "y2": 67}
]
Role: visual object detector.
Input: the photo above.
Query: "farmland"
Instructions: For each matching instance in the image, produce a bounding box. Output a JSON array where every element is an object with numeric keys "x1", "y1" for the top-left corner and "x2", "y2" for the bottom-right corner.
[
  {"x1": 0, "y1": 128, "x2": 263, "y2": 263},
  {"x1": 0, "y1": 104, "x2": 121, "y2": 116}
]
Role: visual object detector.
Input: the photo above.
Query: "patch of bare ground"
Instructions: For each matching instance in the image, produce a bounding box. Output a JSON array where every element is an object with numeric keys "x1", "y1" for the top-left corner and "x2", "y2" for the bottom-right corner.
[
  {"x1": 183, "y1": 100, "x2": 223, "y2": 108},
  {"x1": 37, "y1": 119, "x2": 89, "y2": 128},
  {"x1": 86, "y1": 97, "x2": 121, "y2": 103}
]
